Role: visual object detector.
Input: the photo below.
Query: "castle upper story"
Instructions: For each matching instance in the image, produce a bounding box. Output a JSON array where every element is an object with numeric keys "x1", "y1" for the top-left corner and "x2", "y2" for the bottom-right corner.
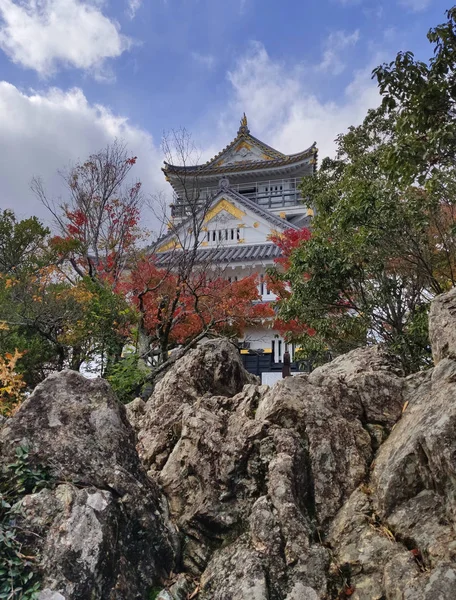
[{"x1": 162, "y1": 115, "x2": 317, "y2": 229}]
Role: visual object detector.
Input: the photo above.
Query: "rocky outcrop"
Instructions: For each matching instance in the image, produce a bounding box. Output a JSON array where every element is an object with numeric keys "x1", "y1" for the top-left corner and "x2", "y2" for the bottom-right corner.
[
  {"x1": 133, "y1": 341, "x2": 410, "y2": 599},
  {"x1": 0, "y1": 370, "x2": 177, "y2": 600},
  {"x1": 6, "y1": 290, "x2": 456, "y2": 599},
  {"x1": 136, "y1": 302, "x2": 456, "y2": 599},
  {"x1": 136, "y1": 339, "x2": 256, "y2": 475},
  {"x1": 429, "y1": 285, "x2": 456, "y2": 362}
]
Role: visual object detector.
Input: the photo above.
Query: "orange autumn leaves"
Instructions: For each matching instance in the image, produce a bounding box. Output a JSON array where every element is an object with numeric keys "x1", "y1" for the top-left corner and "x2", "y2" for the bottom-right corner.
[
  {"x1": 0, "y1": 345, "x2": 25, "y2": 416},
  {"x1": 130, "y1": 261, "x2": 274, "y2": 346}
]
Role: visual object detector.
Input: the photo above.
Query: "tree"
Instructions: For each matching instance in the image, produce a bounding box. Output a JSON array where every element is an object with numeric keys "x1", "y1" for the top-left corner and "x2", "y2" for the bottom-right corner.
[
  {"x1": 0, "y1": 210, "x2": 136, "y2": 384},
  {"x1": 270, "y1": 109, "x2": 455, "y2": 372},
  {"x1": 32, "y1": 140, "x2": 143, "y2": 286},
  {"x1": 0, "y1": 209, "x2": 49, "y2": 276},
  {"x1": 130, "y1": 129, "x2": 270, "y2": 374},
  {"x1": 373, "y1": 7, "x2": 456, "y2": 186},
  {"x1": 0, "y1": 348, "x2": 25, "y2": 416},
  {"x1": 31, "y1": 141, "x2": 144, "y2": 372},
  {"x1": 129, "y1": 261, "x2": 273, "y2": 366}
]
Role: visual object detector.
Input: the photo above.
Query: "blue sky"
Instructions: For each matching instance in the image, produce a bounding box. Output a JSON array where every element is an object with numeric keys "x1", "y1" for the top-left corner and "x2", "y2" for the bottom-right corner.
[{"x1": 0, "y1": 0, "x2": 450, "y2": 226}]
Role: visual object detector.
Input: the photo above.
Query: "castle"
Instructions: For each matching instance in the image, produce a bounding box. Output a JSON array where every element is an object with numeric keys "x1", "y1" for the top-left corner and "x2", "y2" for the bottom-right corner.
[{"x1": 158, "y1": 115, "x2": 316, "y2": 378}]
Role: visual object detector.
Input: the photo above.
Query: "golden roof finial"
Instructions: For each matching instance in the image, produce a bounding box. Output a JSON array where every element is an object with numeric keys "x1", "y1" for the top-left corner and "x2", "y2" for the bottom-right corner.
[{"x1": 238, "y1": 112, "x2": 249, "y2": 135}]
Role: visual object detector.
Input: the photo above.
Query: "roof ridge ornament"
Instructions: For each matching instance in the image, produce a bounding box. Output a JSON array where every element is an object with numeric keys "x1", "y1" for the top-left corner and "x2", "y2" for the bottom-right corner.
[{"x1": 237, "y1": 113, "x2": 250, "y2": 136}]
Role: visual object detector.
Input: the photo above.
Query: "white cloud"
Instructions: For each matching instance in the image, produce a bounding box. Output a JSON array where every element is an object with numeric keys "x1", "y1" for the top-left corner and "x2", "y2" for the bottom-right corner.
[
  {"x1": 317, "y1": 29, "x2": 360, "y2": 75},
  {"x1": 0, "y1": 0, "x2": 131, "y2": 77},
  {"x1": 127, "y1": 0, "x2": 142, "y2": 19},
  {"x1": 191, "y1": 51, "x2": 216, "y2": 70},
  {"x1": 0, "y1": 82, "x2": 166, "y2": 229},
  {"x1": 399, "y1": 0, "x2": 430, "y2": 11},
  {"x1": 221, "y1": 41, "x2": 380, "y2": 161}
]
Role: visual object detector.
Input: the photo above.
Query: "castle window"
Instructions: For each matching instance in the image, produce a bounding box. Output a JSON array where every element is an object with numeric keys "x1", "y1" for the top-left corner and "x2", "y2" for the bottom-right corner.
[
  {"x1": 212, "y1": 231, "x2": 216, "y2": 242},
  {"x1": 207, "y1": 231, "x2": 210, "y2": 242},
  {"x1": 231, "y1": 229, "x2": 234, "y2": 240},
  {"x1": 239, "y1": 186, "x2": 256, "y2": 197},
  {"x1": 236, "y1": 228, "x2": 240, "y2": 240}
]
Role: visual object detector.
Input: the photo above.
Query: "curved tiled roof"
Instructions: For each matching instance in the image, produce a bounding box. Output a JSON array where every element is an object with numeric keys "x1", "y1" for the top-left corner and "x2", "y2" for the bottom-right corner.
[
  {"x1": 156, "y1": 242, "x2": 281, "y2": 266},
  {"x1": 163, "y1": 118, "x2": 317, "y2": 176},
  {"x1": 163, "y1": 146, "x2": 316, "y2": 176}
]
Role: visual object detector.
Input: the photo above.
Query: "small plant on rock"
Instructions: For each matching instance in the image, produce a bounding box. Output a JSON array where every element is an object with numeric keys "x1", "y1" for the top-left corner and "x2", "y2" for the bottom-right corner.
[{"x1": 0, "y1": 446, "x2": 53, "y2": 599}]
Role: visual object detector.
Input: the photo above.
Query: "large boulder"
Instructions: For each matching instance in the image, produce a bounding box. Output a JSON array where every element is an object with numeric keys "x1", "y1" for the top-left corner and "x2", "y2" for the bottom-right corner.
[
  {"x1": 328, "y1": 288, "x2": 456, "y2": 598},
  {"x1": 137, "y1": 339, "x2": 256, "y2": 474},
  {"x1": 429, "y1": 286, "x2": 456, "y2": 363},
  {"x1": 136, "y1": 341, "x2": 408, "y2": 599},
  {"x1": 0, "y1": 370, "x2": 176, "y2": 600}
]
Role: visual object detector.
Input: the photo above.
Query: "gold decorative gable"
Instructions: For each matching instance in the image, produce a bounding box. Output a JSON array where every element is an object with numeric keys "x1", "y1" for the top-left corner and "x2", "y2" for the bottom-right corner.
[
  {"x1": 235, "y1": 141, "x2": 253, "y2": 153},
  {"x1": 157, "y1": 239, "x2": 181, "y2": 253},
  {"x1": 204, "y1": 198, "x2": 246, "y2": 223}
]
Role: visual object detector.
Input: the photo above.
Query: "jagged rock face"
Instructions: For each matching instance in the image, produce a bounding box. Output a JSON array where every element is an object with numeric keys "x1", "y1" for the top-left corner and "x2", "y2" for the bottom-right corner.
[
  {"x1": 138, "y1": 314, "x2": 456, "y2": 600},
  {"x1": 136, "y1": 342, "x2": 409, "y2": 599},
  {"x1": 8, "y1": 288, "x2": 456, "y2": 600},
  {"x1": 429, "y1": 285, "x2": 456, "y2": 362},
  {"x1": 0, "y1": 370, "x2": 176, "y2": 600},
  {"x1": 136, "y1": 339, "x2": 256, "y2": 474}
]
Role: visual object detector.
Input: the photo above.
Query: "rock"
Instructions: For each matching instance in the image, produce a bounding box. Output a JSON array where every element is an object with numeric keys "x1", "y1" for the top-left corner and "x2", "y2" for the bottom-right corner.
[
  {"x1": 1, "y1": 370, "x2": 150, "y2": 495},
  {"x1": 137, "y1": 339, "x2": 256, "y2": 473},
  {"x1": 372, "y1": 359, "x2": 456, "y2": 519},
  {"x1": 125, "y1": 396, "x2": 146, "y2": 431},
  {"x1": 199, "y1": 541, "x2": 271, "y2": 600},
  {"x1": 307, "y1": 344, "x2": 404, "y2": 383},
  {"x1": 308, "y1": 345, "x2": 405, "y2": 432},
  {"x1": 429, "y1": 286, "x2": 456, "y2": 363},
  {"x1": 328, "y1": 487, "x2": 419, "y2": 599},
  {"x1": 0, "y1": 370, "x2": 176, "y2": 599},
  {"x1": 11, "y1": 291, "x2": 456, "y2": 600},
  {"x1": 284, "y1": 583, "x2": 320, "y2": 600},
  {"x1": 256, "y1": 374, "x2": 373, "y2": 526},
  {"x1": 38, "y1": 592, "x2": 66, "y2": 600},
  {"x1": 136, "y1": 341, "x2": 407, "y2": 597},
  {"x1": 149, "y1": 338, "x2": 256, "y2": 405}
]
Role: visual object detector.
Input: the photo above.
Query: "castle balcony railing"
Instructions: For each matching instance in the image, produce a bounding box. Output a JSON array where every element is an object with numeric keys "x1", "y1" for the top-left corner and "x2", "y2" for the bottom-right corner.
[{"x1": 170, "y1": 177, "x2": 303, "y2": 219}]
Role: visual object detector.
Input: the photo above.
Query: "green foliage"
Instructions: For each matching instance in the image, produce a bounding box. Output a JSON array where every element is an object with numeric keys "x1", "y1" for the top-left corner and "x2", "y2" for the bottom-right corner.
[
  {"x1": 272, "y1": 109, "x2": 440, "y2": 373},
  {"x1": 106, "y1": 353, "x2": 149, "y2": 403},
  {"x1": 373, "y1": 7, "x2": 456, "y2": 187},
  {"x1": 0, "y1": 210, "x2": 138, "y2": 383},
  {"x1": 148, "y1": 587, "x2": 163, "y2": 600},
  {"x1": 0, "y1": 446, "x2": 53, "y2": 599},
  {"x1": 0, "y1": 210, "x2": 49, "y2": 276}
]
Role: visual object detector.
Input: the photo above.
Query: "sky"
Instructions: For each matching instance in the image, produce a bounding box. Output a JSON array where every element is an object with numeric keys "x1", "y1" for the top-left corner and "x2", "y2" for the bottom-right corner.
[{"x1": 0, "y1": 0, "x2": 450, "y2": 230}]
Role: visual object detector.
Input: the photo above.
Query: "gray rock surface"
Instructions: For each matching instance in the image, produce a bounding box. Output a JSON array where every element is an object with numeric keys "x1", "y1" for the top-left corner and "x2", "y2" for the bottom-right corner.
[
  {"x1": 134, "y1": 342, "x2": 413, "y2": 598},
  {"x1": 0, "y1": 370, "x2": 176, "y2": 600},
  {"x1": 137, "y1": 338, "x2": 256, "y2": 475},
  {"x1": 8, "y1": 287, "x2": 456, "y2": 599},
  {"x1": 429, "y1": 285, "x2": 456, "y2": 362}
]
